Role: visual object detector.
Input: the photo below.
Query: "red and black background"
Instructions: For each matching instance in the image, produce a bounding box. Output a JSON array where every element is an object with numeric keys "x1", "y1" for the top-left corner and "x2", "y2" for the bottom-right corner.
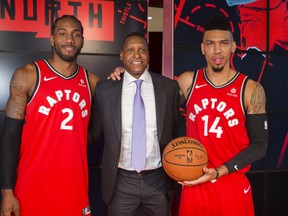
[
  {"x1": 0, "y1": 0, "x2": 287, "y2": 215},
  {"x1": 174, "y1": 1, "x2": 288, "y2": 216}
]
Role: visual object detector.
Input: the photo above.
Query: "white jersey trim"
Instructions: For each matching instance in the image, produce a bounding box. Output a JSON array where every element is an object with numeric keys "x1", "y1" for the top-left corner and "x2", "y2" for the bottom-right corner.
[
  {"x1": 203, "y1": 67, "x2": 241, "y2": 89},
  {"x1": 27, "y1": 62, "x2": 41, "y2": 105},
  {"x1": 43, "y1": 59, "x2": 80, "y2": 80}
]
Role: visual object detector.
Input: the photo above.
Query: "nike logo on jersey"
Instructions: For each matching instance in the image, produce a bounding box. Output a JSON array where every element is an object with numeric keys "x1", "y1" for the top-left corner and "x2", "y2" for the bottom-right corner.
[
  {"x1": 44, "y1": 76, "x2": 57, "y2": 81},
  {"x1": 82, "y1": 206, "x2": 91, "y2": 215},
  {"x1": 244, "y1": 186, "x2": 250, "y2": 194},
  {"x1": 234, "y1": 165, "x2": 238, "y2": 170},
  {"x1": 195, "y1": 84, "x2": 207, "y2": 89}
]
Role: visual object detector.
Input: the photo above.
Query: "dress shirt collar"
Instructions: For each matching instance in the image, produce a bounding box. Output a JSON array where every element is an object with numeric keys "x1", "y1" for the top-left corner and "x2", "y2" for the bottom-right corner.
[{"x1": 123, "y1": 69, "x2": 152, "y2": 86}]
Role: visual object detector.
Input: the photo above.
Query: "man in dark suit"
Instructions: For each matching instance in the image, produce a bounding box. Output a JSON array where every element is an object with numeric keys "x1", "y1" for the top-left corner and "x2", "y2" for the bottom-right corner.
[{"x1": 92, "y1": 32, "x2": 182, "y2": 216}]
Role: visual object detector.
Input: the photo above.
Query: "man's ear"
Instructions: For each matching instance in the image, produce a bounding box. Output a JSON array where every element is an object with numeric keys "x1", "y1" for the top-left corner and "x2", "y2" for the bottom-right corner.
[
  {"x1": 120, "y1": 51, "x2": 123, "y2": 61},
  {"x1": 201, "y1": 42, "x2": 205, "y2": 55},
  {"x1": 231, "y1": 41, "x2": 236, "y2": 53},
  {"x1": 50, "y1": 35, "x2": 54, "y2": 47}
]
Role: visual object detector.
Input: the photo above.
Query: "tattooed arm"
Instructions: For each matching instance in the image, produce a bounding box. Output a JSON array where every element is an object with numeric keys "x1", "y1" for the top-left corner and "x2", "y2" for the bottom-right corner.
[
  {"x1": 5, "y1": 63, "x2": 37, "y2": 119},
  {"x1": 224, "y1": 79, "x2": 268, "y2": 173},
  {"x1": 244, "y1": 79, "x2": 266, "y2": 114},
  {"x1": 1, "y1": 63, "x2": 37, "y2": 216}
]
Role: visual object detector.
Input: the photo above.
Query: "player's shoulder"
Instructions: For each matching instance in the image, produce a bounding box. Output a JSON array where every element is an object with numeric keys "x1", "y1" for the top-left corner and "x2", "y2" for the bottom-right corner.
[
  {"x1": 8, "y1": 62, "x2": 38, "y2": 104},
  {"x1": 12, "y1": 62, "x2": 37, "y2": 83},
  {"x1": 244, "y1": 78, "x2": 266, "y2": 114},
  {"x1": 245, "y1": 78, "x2": 265, "y2": 95},
  {"x1": 177, "y1": 70, "x2": 196, "y2": 88},
  {"x1": 16, "y1": 62, "x2": 36, "y2": 73}
]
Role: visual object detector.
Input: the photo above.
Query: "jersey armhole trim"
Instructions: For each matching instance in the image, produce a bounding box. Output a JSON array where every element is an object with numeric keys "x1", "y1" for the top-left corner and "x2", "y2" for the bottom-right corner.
[
  {"x1": 186, "y1": 69, "x2": 199, "y2": 105},
  {"x1": 84, "y1": 69, "x2": 92, "y2": 101},
  {"x1": 27, "y1": 62, "x2": 40, "y2": 105},
  {"x1": 241, "y1": 76, "x2": 249, "y2": 115}
]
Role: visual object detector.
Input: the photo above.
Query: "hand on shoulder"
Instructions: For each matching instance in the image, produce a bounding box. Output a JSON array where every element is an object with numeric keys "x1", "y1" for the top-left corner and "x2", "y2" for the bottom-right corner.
[{"x1": 107, "y1": 67, "x2": 125, "y2": 80}]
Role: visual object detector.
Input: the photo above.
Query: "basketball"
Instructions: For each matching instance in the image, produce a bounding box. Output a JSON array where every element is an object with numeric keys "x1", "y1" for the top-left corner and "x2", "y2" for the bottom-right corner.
[{"x1": 162, "y1": 137, "x2": 208, "y2": 181}]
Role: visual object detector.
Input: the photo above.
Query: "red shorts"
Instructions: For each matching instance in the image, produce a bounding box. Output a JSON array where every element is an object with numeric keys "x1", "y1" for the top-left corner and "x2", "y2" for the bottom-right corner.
[{"x1": 179, "y1": 172, "x2": 254, "y2": 216}]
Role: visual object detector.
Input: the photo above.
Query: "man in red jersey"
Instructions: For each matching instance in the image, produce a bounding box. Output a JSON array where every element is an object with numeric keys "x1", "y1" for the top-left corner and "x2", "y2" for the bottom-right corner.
[
  {"x1": 0, "y1": 15, "x2": 99, "y2": 216},
  {"x1": 177, "y1": 15, "x2": 268, "y2": 216}
]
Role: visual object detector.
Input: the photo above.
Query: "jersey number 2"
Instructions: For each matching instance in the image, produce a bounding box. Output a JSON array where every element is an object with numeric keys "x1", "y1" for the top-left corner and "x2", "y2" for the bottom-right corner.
[{"x1": 61, "y1": 108, "x2": 73, "y2": 130}]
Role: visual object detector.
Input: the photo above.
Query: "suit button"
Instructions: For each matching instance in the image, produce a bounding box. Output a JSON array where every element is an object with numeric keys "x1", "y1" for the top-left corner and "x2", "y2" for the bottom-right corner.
[{"x1": 113, "y1": 166, "x2": 117, "y2": 169}]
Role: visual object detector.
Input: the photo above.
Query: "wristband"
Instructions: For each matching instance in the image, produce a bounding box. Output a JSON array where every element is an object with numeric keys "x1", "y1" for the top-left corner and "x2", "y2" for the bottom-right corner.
[{"x1": 214, "y1": 168, "x2": 219, "y2": 179}]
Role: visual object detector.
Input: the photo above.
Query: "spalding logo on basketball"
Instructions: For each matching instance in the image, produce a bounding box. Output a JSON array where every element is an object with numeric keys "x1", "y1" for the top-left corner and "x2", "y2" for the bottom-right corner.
[{"x1": 162, "y1": 137, "x2": 208, "y2": 181}]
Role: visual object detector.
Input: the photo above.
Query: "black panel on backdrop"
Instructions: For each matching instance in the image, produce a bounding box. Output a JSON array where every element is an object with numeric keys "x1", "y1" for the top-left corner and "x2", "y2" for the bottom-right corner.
[
  {"x1": 0, "y1": 112, "x2": 4, "y2": 134},
  {"x1": 268, "y1": 52, "x2": 288, "y2": 111},
  {"x1": 0, "y1": 32, "x2": 51, "y2": 52},
  {"x1": 247, "y1": 172, "x2": 266, "y2": 216},
  {"x1": 174, "y1": 49, "x2": 205, "y2": 76},
  {"x1": 232, "y1": 50, "x2": 268, "y2": 84},
  {"x1": 78, "y1": 54, "x2": 123, "y2": 80},
  {"x1": 267, "y1": 115, "x2": 288, "y2": 170},
  {"x1": 266, "y1": 171, "x2": 288, "y2": 216}
]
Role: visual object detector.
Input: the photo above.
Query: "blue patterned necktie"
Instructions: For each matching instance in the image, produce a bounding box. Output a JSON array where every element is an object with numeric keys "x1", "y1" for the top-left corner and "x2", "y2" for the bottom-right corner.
[{"x1": 131, "y1": 79, "x2": 146, "y2": 173}]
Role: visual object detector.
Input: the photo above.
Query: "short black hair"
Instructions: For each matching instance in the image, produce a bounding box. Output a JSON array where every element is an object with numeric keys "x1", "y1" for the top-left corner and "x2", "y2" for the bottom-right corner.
[
  {"x1": 122, "y1": 32, "x2": 147, "y2": 49},
  {"x1": 52, "y1": 15, "x2": 83, "y2": 34},
  {"x1": 204, "y1": 15, "x2": 232, "y2": 32},
  {"x1": 124, "y1": 32, "x2": 146, "y2": 40}
]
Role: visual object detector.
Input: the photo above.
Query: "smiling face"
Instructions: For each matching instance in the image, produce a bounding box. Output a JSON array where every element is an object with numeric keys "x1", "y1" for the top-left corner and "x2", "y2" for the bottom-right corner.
[
  {"x1": 50, "y1": 17, "x2": 84, "y2": 62},
  {"x1": 201, "y1": 29, "x2": 236, "y2": 73},
  {"x1": 120, "y1": 35, "x2": 149, "y2": 79}
]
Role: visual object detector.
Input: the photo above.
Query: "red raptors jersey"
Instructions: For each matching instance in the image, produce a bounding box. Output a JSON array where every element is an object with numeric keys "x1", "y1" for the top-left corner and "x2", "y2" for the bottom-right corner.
[
  {"x1": 14, "y1": 60, "x2": 91, "y2": 216},
  {"x1": 186, "y1": 68, "x2": 250, "y2": 172},
  {"x1": 179, "y1": 68, "x2": 255, "y2": 216}
]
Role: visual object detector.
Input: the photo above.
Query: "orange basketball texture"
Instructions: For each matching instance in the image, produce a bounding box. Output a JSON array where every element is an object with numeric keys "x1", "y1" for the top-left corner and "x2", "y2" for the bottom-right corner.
[{"x1": 162, "y1": 137, "x2": 208, "y2": 181}]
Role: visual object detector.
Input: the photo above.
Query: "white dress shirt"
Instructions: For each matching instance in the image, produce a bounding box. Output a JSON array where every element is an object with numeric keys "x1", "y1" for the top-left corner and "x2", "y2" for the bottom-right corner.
[{"x1": 118, "y1": 70, "x2": 162, "y2": 170}]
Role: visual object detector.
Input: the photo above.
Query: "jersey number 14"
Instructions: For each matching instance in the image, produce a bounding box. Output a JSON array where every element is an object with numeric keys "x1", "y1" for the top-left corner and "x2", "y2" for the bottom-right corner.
[{"x1": 202, "y1": 115, "x2": 223, "y2": 138}]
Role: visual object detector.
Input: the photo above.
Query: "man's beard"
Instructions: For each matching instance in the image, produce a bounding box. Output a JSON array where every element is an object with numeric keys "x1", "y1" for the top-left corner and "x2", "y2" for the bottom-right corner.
[
  {"x1": 212, "y1": 65, "x2": 224, "y2": 73},
  {"x1": 54, "y1": 45, "x2": 81, "y2": 62}
]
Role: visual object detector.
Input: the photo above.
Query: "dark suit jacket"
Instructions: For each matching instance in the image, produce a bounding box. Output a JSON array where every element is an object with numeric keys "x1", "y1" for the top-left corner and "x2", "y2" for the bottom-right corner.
[{"x1": 92, "y1": 72, "x2": 183, "y2": 204}]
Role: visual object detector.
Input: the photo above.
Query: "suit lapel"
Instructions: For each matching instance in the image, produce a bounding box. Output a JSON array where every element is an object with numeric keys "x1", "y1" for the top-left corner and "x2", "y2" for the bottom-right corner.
[
  {"x1": 107, "y1": 81, "x2": 123, "y2": 142},
  {"x1": 151, "y1": 74, "x2": 166, "y2": 142}
]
